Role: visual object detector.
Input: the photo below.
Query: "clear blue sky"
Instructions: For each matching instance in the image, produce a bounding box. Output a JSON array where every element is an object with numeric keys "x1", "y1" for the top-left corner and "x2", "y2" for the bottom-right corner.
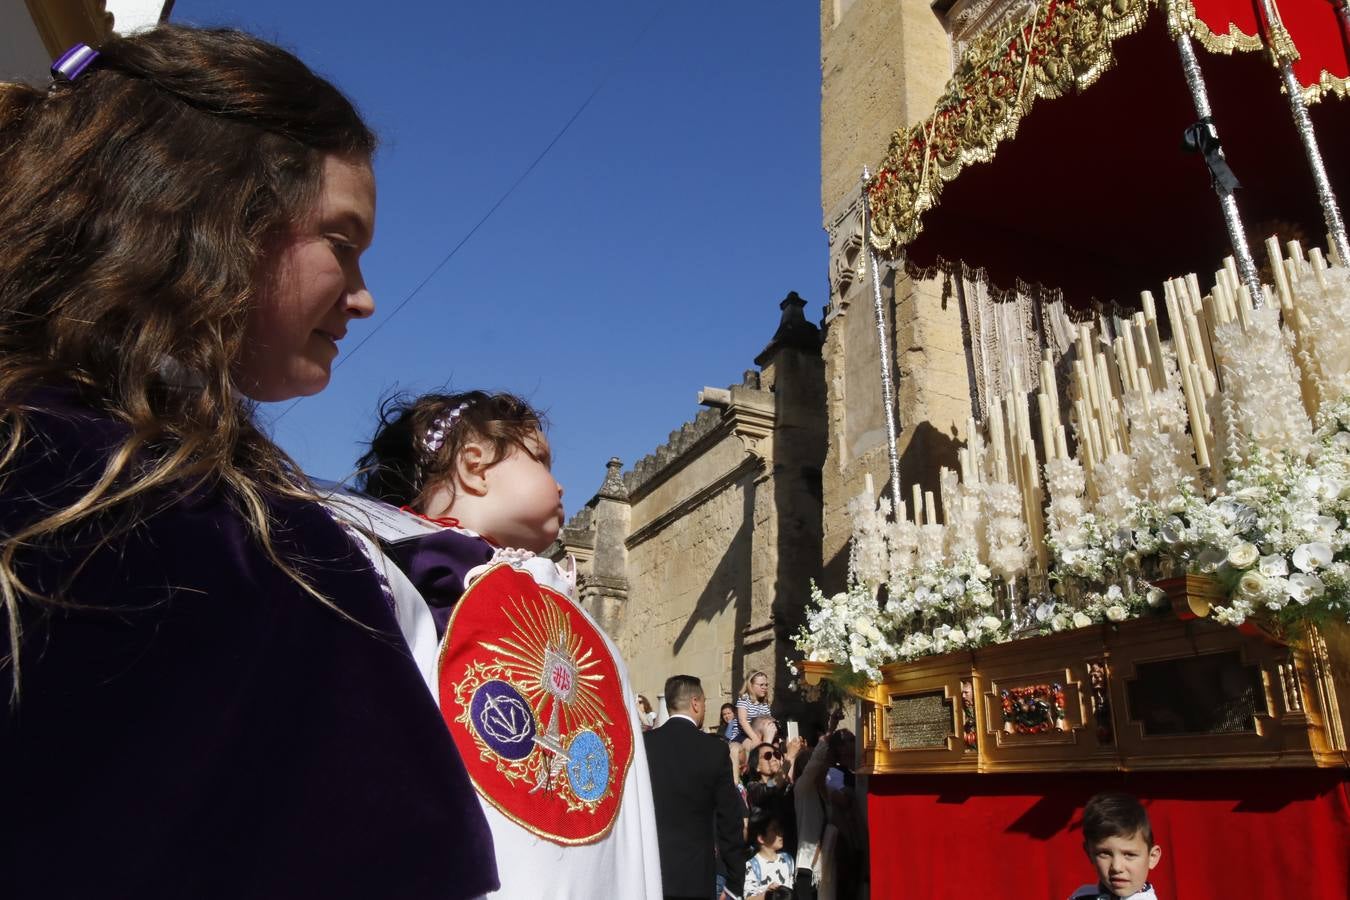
[{"x1": 174, "y1": 0, "x2": 825, "y2": 510}]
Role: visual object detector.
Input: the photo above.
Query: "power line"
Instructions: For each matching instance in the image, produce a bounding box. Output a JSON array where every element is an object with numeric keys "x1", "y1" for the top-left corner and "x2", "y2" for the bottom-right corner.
[{"x1": 272, "y1": 3, "x2": 666, "y2": 424}]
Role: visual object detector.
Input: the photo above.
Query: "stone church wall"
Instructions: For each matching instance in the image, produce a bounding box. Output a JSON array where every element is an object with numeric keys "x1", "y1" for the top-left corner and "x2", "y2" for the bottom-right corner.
[{"x1": 555, "y1": 295, "x2": 826, "y2": 721}]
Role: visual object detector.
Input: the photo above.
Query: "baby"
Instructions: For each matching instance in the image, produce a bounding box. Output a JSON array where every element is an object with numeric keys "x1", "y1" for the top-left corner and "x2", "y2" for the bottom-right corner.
[
  {"x1": 355, "y1": 390, "x2": 662, "y2": 898},
  {"x1": 1069, "y1": 792, "x2": 1162, "y2": 900}
]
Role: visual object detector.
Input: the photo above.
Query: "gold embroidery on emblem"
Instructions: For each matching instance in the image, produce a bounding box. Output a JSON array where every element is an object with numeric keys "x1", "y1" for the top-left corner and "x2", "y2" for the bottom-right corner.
[{"x1": 454, "y1": 589, "x2": 617, "y2": 812}]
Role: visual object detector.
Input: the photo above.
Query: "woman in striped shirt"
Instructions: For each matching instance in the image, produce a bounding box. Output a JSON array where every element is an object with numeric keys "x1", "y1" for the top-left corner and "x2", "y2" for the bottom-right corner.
[{"x1": 735, "y1": 670, "x2": 777, "y2": 749}]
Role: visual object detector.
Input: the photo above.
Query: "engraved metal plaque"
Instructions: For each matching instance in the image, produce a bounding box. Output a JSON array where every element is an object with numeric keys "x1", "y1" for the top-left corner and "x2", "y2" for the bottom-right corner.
[{"x1": 886, "y1": 691, "x2": 953, "y2": 750}]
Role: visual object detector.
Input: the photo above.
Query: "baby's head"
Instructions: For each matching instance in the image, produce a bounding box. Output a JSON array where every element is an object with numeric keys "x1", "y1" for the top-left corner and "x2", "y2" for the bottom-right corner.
[
  {"x1": 359, "y1": 390, "x2": 562, "y2": 552},
  {"x1": 1081, "y1": 792, "x2": 1161, "y2": 897}
]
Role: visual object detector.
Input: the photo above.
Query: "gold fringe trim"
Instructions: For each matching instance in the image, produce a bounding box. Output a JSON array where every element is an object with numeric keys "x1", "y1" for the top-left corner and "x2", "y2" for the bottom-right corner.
[
  {"x1": 1300, "y1": 68, "x2": 1350, "y2": 105},
  {"x1": 1169, "y1": 0, "x2": 1264, "y2": 55}
]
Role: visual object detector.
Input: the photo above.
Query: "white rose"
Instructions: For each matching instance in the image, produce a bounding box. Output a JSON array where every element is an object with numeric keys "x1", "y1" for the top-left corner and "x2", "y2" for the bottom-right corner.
[
  {"x1": 1167, "y1": 495, "x2": 1186, "y2": 513},
  {"x1": 829, "y1": 592, "x2": 849, "y2": 606},
  {"x1": 1105, "y1": 605, "x2": 1127, "y2": 622},
  {"x1": 980, "y1": 615, "x2": 1002, "y2": 632},
  {"x1": 948, "y1": 628, "x2": 967, "y2": 646},
  {"x1": 1105, "y1": 584, "x2": 1124, "y2": 602},
  {"x1": 1237, "y1": 571, "x2": 1267, "y2": 598},
  {"x1": 1072, "y1": 611, "x2": 1093, "y2": 629},
  {"x1": 1051, "y1": 613, "x2": 1069, "y2": 632},
  {"x1": 1034, "y1": 601, "x2": 1056, "y2": 622},
  {"x1": 1226, "y1": 542, "x2": 1259, "y2": 569},
  {"x1": 973, "y1": 564, "x2": 992, "y2": 580},
  {"x1": 853, "y1": 616, "x2": 872, "y2": 633},
  {"x1": 1287, "y1": 572, "x2": 1326, "y2": 604},
  {"x1": 943, "y1": 577, "x2": 965, "y2": 598},
  {"x1": 1145, "y1": 586, "x2": 1166, "y2": 608},
  {"x1": 1258, "y1": 554, "x2": 1289, "y2": 577}
]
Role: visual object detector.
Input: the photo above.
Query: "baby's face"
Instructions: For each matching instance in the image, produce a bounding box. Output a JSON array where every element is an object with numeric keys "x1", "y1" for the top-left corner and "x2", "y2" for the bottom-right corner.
[
  {"x1": 481, "y1": 431, "x2": 564, "y2": 553},
  {"x1": 1086, "y1": 830, "x2": 1160, "y2": 897}
]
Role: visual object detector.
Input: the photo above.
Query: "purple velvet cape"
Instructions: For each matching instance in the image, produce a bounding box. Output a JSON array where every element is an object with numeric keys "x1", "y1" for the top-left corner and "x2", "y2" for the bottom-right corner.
[
  {"x1": 0, "y1": 391, "x2": 498, "y2": 899},
  {"x1": 384, "y1": 529, "x2": 494, "y2": 637}
]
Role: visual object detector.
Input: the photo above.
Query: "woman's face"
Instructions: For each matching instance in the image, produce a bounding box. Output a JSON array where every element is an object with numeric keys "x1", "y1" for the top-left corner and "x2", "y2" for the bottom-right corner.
[
  {"x1": 752, "y1": 675, "x2": 769, "y2": 700},
  {"x1": 237, "y1": 155, "x2": 376, "y2": 402},
  {"x1": 721, "y1": 706, "x2": 735, "y2": 724}
]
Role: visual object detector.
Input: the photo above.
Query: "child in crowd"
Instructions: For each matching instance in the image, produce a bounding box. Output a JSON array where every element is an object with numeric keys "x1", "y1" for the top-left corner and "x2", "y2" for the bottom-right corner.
[
  {"x1": 737, "y1": 670, "x2": 777, "y2": 749},
  {"x1": 1070, "y1": 792, "x2": 1163, "y2": 900},
  {"x1": 356, "y1": 390, "x2": 662, "y2": 898},
  {"x1": 745, "y1": 809, "x2": 796, "y2": 900}
]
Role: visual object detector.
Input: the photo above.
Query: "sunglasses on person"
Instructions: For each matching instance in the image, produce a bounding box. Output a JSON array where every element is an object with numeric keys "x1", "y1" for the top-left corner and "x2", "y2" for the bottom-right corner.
[{"x1": 759, "y1": 751, "x2": 779, "y2": 761}]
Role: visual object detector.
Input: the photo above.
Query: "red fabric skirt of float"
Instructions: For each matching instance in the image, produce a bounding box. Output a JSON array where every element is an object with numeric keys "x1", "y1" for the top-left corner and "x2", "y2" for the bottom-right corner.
[{"x1": 867, "y1": 770, "x2": 1350, "y2": 898}]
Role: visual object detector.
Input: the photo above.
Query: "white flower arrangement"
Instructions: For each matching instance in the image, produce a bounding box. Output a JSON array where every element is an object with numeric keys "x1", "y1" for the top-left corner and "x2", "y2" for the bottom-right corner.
[{"x1": 797, "y1": 256, "x2": 1350, "y2": 679}]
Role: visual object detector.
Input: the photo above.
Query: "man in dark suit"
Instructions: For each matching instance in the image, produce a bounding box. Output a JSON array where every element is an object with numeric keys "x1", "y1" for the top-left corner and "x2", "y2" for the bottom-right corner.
[{"x1": 644, "y1": 674, "x2": 749, "y2": 900}]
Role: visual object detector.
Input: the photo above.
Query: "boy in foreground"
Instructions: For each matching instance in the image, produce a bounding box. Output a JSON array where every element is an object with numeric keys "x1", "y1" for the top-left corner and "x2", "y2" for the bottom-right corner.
[{"x1": 1069, "y1": 792, "x2": 1163, "y2": 900}]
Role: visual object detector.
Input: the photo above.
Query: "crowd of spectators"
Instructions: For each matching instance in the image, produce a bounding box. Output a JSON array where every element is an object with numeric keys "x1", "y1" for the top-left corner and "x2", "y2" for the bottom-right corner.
[{"x1": 715, "y1": 673, "x2": 869, "y2": 900}]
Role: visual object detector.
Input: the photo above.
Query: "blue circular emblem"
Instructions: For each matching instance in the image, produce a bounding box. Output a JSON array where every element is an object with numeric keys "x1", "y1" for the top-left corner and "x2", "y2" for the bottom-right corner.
[
  {"x1": 564, "y1": 729, "x2": 610, "y2": 802},
  {"x1": 470, "y1": 680, "x2": 537, "y2": 760}
]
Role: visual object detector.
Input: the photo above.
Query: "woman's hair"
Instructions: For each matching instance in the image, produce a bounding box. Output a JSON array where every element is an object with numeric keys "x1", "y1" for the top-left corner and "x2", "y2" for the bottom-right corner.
[
  {"x1": 0, "y1": 26, "x2": 376, "y2": 695},
  {"x1": 747, "y1": 742, "x2": 777, "y2": 779},
  {"x1": 637, "y1": 694, "x2": 652, "y2": 714},
  {"x1": 357, "y1": 390, "x2": 546, "y2": 510},
  {"x1": 741, "y1": 670, "x2": 770, "y2": 699}
]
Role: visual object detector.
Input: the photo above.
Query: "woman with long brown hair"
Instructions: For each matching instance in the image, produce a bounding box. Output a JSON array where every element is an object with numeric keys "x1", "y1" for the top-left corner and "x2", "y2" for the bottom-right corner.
[{"x1": 0, "y1": 26, "x2": 495, "y2": 897}]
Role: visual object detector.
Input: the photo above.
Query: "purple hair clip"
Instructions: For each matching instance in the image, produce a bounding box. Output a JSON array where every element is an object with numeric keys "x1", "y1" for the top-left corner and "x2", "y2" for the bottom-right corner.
[
  {"x1": 52, "y1": 43, "x2": 100, "y2": 82},
  {"x1": 423, "y1": 402, "x2": 471, "y2": 455}
]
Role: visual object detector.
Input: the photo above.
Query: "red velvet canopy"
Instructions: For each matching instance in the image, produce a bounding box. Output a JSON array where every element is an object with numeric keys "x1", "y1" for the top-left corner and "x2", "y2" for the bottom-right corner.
[{"x1": 904, "y1": 17, "x2": 1349, "y2": 305}]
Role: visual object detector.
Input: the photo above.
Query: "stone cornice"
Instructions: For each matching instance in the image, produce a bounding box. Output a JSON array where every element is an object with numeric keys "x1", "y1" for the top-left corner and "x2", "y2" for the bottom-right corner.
[{"x1": 624, "y1": 453, "x2": 764, "y2": 550}]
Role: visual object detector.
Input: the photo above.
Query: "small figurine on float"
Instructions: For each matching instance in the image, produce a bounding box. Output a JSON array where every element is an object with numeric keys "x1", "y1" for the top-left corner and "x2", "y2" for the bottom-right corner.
[
  {"x1": 1069, "y1": 792, "x2": 1162, "y2": 900},
  {"x1": 342, "y1": 391, "x2": 663, "y2": 898}
]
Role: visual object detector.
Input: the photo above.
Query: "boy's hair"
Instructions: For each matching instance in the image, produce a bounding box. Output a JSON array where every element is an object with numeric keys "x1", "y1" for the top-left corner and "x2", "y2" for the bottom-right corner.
[
  {"x1": 357, "y1": 390, "x2": 546, "y2": 510},
  {"x1": 747, "y1": 807, "x2": 781, "y2": 848},
  {"x1": 0, "y1": 25, "x2": 374, "y2": 698},
  {"x1": 1082, "y1": 792, "x2": 1154, "y2": 847}
]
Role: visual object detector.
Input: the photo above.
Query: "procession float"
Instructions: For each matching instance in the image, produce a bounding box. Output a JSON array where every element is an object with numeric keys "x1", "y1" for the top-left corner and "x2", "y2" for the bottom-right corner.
[{"x1": 797, "y1": 0, "x2": 1349, "y2": 895}]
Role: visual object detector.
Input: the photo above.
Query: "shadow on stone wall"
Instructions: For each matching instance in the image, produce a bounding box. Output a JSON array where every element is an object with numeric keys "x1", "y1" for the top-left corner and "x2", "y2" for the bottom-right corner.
[{"x1": 672, "y1": 477, "x2": 755, "y2": 679}]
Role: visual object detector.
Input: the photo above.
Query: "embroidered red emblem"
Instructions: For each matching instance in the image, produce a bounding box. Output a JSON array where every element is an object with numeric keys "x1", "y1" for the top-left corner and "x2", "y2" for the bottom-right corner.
[{"x1": 437, "y1": 563, "x2": 633, "y2": 845}]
